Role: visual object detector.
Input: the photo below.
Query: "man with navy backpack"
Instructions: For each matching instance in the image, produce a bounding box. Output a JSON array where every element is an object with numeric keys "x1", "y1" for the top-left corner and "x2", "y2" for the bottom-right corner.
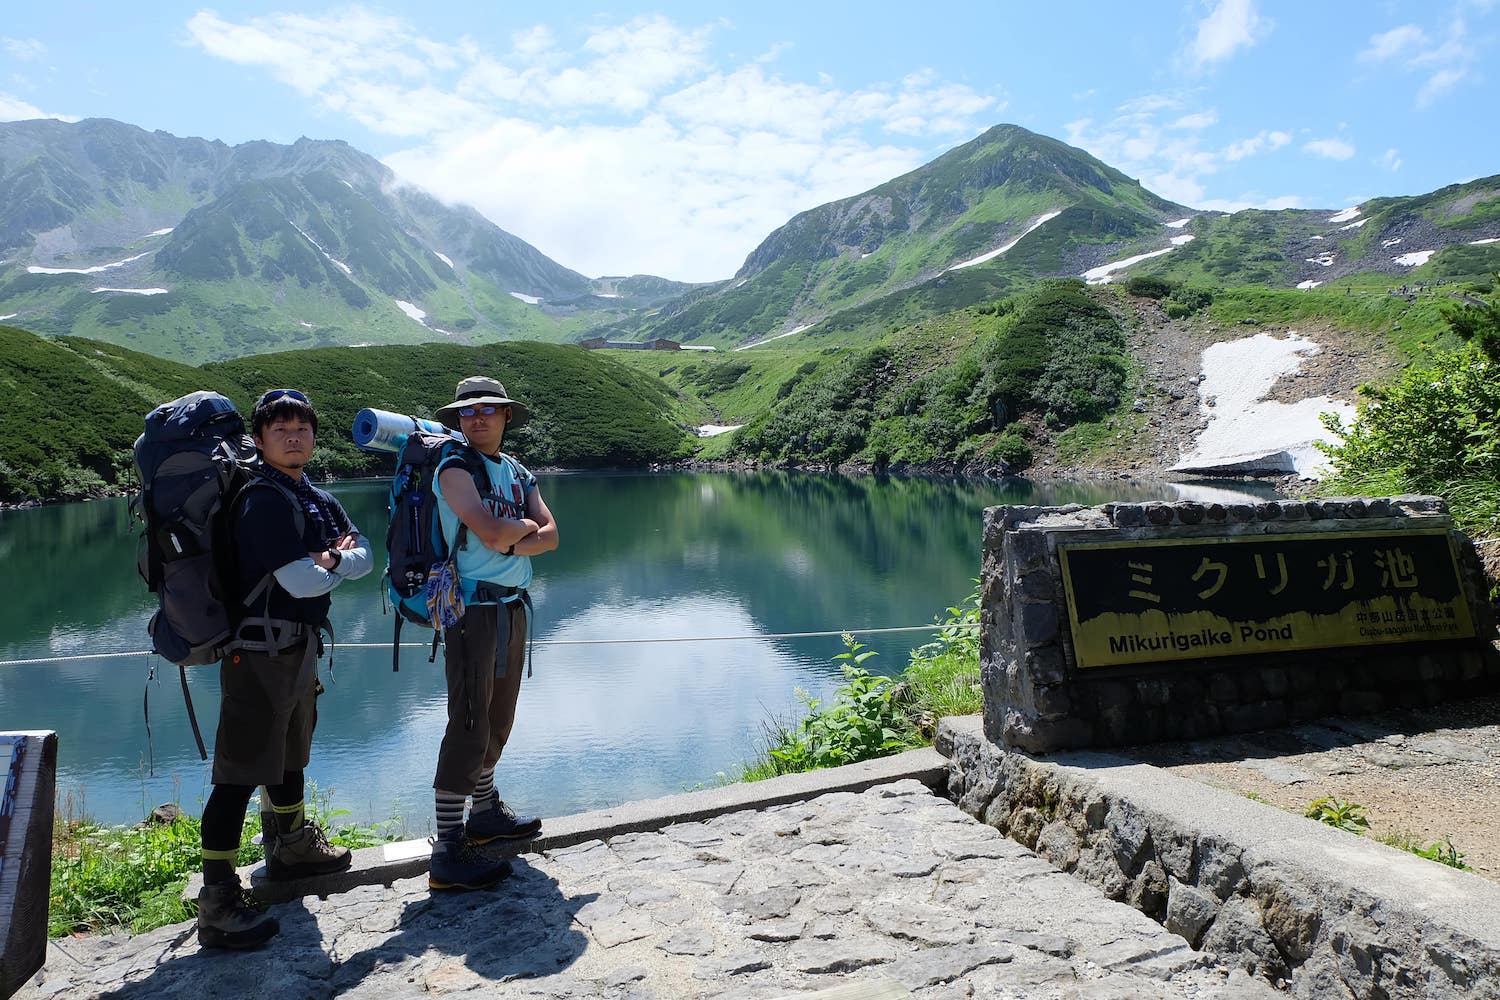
[
  {"x1": 197, "y1": 388, "x2": 372, "y2": 948},
  {"x1": 426, "y1": 376, "x2": 558, "y2": 890}
]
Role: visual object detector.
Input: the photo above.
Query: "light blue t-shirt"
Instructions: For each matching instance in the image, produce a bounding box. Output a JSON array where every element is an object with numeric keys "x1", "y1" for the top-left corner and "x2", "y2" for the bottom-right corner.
[{"x1": 432, "y1": 449, "x2": 536, "y2": 595}]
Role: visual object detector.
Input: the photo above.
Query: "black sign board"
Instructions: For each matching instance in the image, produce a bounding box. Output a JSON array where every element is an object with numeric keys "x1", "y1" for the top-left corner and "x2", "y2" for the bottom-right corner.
[{"x1": 1059, "y1": 529, "x2": 1474, "y2": 667}]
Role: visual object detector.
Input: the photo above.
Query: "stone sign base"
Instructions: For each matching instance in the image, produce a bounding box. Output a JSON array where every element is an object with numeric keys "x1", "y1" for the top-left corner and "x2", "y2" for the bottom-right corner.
[{"x1": 941, "y1": 715, "x2": 1500, "y2": 1000}]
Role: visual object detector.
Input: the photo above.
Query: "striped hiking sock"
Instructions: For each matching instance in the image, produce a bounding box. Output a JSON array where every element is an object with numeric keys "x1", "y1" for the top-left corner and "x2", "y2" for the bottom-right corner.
[
  {"x1": 470, "y1": 769, "x2": 496, "y2": 814},
  {"x1": 272, "y1": 800, "x2": 306, "y2": 837},
  {"x1": 202, "y1": 846, "x2": 240, "y2": 885},
  {"x1": 436, "y1": 792, "x2": 467, "y2": 837}
]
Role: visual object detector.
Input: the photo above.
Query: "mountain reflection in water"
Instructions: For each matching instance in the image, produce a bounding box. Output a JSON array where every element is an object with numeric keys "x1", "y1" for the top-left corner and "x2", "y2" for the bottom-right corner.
[{"x1": 0, "y1": 471, "x2": 1272, "y2": 826}]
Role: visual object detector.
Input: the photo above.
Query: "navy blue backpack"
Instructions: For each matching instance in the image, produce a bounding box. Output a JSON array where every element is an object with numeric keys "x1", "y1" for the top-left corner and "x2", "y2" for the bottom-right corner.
[{"x1": 133, "y1": 390, "x2": 300, "y2": 758}]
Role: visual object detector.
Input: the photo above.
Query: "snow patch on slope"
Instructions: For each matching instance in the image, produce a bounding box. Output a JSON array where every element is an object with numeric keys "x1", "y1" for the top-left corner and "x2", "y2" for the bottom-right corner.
[
  {"x1": 1171, "y1": 332, "x2": 1356, "y2": 477},
  {"x1": 947, "y1": 210, "x2": 1063, "y2": 271}
]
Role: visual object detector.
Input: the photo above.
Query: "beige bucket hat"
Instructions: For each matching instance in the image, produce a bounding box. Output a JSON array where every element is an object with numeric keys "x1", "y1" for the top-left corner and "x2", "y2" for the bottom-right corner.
[{"x1": 434, "y1": 375, "x2": 530, "y2": 430}]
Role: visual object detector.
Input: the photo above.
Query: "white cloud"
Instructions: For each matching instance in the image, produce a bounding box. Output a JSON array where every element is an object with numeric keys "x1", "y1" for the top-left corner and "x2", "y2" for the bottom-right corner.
[
  {"x1": 1187, "y1": 0, "x2": 1272, "y2": 67},
  {"x1": 1358, "y1": 16, "x2": 1488, "y2": 107},
  {"x1": 187, "y1": 8, "x2": 997, "y2": 280},
  {"x1": 1304, "y1": 138, "x2": 1356, "y2": 160},
  {"x1": 1417, "y1": 67, "x2": 1467, "y2": 107},
  {"x1": 2, "y1": 38, "x2": 46, "y2": 61},
  {"x1": 1116, "y1": 94, "x2": 1182, "y2": 116},
  {"x1": 0, "y1": 92, "x2": 73, "y2": 122},
  {"x1": 1068, "y1": 93, "x2": 1313, "y2": 214},
  {"x1": 1222, "y1": 129, "x2": 1291, "y2": 161},
  {"x1": 1360, "y1": 24, "x2": 1428, "y2": 62},
  {"x1": 1379, "y1": 147, "x2": 1403, "y2": 171},
  {"x1": 1170, "y1": 110, "x2": 1219, "y2": 130}
]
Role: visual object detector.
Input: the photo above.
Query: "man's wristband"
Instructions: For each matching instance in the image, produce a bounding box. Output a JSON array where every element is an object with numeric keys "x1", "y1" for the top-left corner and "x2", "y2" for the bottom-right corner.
[
  {"x1": 328, "y1": 549, "x2": 342, "y2": 572},
  {"x1": 504, "y1": 544, "x2": 516, "y2": 556}
]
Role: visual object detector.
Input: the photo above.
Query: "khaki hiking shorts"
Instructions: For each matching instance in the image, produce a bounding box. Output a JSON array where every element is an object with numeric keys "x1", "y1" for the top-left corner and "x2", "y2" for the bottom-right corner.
[{"x1": 211, "y1": 641, "x2": 320, "y2": 787}]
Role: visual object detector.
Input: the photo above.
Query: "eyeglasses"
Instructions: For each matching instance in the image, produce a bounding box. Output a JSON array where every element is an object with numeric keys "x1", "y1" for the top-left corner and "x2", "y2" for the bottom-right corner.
[
  {"x1": 256, "y1": 388, "x2": 309, "y2": 407},
  {"x1": 458, "y1": 405, "x2": 501, "y2": 418}
]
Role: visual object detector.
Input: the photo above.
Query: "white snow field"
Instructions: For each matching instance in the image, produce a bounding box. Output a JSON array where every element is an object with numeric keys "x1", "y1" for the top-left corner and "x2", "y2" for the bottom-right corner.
[
  {"x1": 1171, "y1": 332, "x2": 1356, "y2": 477},
  {"x1": 947, "y1": 210, "x2": 1062, "y2": 271}
]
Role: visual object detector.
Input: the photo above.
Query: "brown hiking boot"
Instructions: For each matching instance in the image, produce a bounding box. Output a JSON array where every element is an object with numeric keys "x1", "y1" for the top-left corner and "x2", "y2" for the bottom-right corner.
[
  {"x1": 197, "y1": 877, "x2": 278, "y2": 949},
  {"x1": 265, "y1": 821, "x2": 352, "y2": 881}
]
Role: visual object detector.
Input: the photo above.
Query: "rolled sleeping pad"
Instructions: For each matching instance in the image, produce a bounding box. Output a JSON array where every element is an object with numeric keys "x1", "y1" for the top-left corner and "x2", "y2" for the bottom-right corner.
[{"x1": 351, "y1": 408, "x2": 463, "y2": 453}]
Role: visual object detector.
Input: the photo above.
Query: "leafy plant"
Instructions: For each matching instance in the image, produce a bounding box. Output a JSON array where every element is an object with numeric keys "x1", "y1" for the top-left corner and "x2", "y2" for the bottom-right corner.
[
  {"x1": 1124, "y1": 275, "x2": 1176, "y2": 300},
  {"x1": 765, "y1": 636, "x2": 907, "y2": 773},
  {"x1": 1444, "y1": 271, "x2": 1500, "y2": 361},
  {"x1": 49, "y1": 784, "x2": 404, "y2": 937},
  {"x1": 1304, "y1": 796, "x2": 1371, "y2": 834},
  {"x1": 743, "y1": 591, "x2": 981, "y2": 781},
  {"x1": 1377, "y1": 829, "x2": 1472, "y2": 870},
  {"x1": 1411, "y1": 836, "x2": 1471, "y2": 870}
]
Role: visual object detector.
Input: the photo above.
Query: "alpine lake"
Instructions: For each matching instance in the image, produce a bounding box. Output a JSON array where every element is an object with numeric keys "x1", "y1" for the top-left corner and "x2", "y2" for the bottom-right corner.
[{"x1": 0, "y1": 470, "x2": 1272, "y2": 832}]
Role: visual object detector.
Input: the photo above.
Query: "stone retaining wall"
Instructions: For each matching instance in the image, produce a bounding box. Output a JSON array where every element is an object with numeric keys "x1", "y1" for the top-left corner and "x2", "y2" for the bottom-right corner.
[
  {"x1": 983, "y1": 495, "x2": 1500, "y2": 752},
  {"x1": 938, "y1": 715, "x2": 1500, "y2": 999}
]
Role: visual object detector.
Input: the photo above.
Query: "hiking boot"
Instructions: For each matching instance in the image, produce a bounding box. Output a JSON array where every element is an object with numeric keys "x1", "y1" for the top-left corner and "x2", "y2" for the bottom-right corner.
[
  {"x1": 265, "y1": 821, "x2": 352, "y2": 881},
  {"x1": 429, "y1": 826, "x2": 513, "y2": 891},
  {"x1": 197, "y1": 877, "x2": 279, "y2": 949},
  {"x1": 465, "y1": 800, "x2": 542, "y2": 845}
]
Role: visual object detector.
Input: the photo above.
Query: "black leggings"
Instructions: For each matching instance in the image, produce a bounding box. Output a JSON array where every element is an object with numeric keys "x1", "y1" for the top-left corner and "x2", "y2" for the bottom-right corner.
[{"x1": 200, "y1": 770, "x2": 305, "y2": 852}]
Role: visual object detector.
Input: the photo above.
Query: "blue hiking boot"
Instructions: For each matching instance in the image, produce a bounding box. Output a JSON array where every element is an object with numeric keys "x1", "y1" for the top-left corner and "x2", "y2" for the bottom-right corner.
[
  {"x1": 428, "y1": 826, "x2": 512, "y2": 891},
  {"x1": 465, "y1": 799, "x2": 543, "y2": 845}
]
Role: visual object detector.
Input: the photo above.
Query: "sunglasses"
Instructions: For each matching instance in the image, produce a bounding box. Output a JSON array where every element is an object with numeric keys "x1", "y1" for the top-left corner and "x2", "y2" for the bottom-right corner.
[
  {"x1": 257, "y1": 388, "x2": 310, "y2": 407},
  {"x1": 458, "y1": 404, "x2": 504, "y2": 418}
]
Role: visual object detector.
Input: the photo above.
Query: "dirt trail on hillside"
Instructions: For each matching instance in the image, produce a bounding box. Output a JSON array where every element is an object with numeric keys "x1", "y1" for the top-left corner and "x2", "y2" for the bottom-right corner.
[{"x1": 1026, "y1": 297, "x2": 1408, "y2": 484}]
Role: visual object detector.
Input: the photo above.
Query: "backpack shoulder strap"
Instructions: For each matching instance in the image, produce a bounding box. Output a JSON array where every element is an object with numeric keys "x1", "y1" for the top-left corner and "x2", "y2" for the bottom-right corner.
[
  {"x1": 438, "y1": 442, "x2": 488, "y2": 483},
  {"x1": 234, "y1": 474, "x2": 307, "y2": 611},
  {"x1": 235, "y1": 474, "x2": 306, "y2": 534},
  {"x1": 435, "y1": 445, "x2": 492, "y2": 551}
]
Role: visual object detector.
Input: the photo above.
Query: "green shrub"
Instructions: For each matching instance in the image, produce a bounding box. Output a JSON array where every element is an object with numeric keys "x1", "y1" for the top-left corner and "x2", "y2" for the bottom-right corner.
[
  {"x1": 1029, "y1": 310, "x2": 1130, "y2": 424},
  {"x1": 1124, "y1": 275, "x2": 1177, "y2": 300},
  {"x1": 1320, "y1": 345, "x2": 1500, "y2": 490},
  {"x1": 762, "y1": 637, "x2": 907, "y2": 774},
  {"x1": 732, "y1": 281, "x2": 1125, "y2": 469},
  {"x1": 1318, "y1": 276, "x2": 1500, "y2": 534},
  {"x1": 1171, "y1": 286, "x2": 1215, "y2": 312},
  {"x1": 990, "y1": 432, "x2": 1033, "y2": 467},
  {"x1": 1444, "y1": 271, "x2": 1500, "y2": 361}
]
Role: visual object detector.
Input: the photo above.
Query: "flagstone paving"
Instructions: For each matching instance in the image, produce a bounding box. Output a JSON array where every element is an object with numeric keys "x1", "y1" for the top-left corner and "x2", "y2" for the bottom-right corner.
[{"x1": 23, "y1": 779, "x2": 1280, "y2": 999}]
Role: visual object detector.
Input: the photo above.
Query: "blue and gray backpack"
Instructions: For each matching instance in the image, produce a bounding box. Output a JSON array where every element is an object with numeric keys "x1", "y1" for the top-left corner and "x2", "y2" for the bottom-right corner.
[{"x1": 385, "y1": 430, "x2": 488, "y2": 670}]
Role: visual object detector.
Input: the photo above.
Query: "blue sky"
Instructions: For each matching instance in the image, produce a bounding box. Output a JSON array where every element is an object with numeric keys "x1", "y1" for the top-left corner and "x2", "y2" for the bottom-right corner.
[{"x1": 3, "y1": 1, "x2": 1497, "y2": 282}]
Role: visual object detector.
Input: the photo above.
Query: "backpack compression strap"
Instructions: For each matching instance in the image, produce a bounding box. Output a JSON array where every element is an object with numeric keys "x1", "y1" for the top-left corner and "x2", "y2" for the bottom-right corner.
[{"x1": 390, "y1": 446, "x2": 489, "y2": 672}]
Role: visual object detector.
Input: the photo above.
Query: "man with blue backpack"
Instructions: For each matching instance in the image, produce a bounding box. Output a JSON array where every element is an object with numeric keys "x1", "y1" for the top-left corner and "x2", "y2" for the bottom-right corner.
[
  {"x1": 196, "y1": 389, "x2": 372, "y2": 947},
  {"x1": 425, "y1": 375, "x2": 558, "y2": 891}
]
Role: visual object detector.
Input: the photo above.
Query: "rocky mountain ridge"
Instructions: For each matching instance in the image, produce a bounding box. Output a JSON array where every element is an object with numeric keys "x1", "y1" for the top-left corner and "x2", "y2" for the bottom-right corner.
[{"x1": 0, "y1": 118, "x2": 693, "y2": 362}]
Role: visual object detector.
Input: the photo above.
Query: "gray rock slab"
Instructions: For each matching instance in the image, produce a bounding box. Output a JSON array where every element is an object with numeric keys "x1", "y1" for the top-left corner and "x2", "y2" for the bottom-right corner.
[
  {"x1": 1243, "y1": 759, "x2": 1319, "y2": 785},
  {"x1": 1407, "y1": 735, "x2": 1492, "y2": 763}
]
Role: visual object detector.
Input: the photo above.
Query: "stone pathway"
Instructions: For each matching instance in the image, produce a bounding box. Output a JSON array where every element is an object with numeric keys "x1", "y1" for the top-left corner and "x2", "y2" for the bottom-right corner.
[{"x1": 23, "y1": 780, "x2": 1279, "y2": 999}]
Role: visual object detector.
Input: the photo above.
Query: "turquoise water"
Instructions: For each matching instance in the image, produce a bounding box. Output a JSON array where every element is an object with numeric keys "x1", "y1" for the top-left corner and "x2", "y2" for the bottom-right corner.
[{"x1": 0, "y1": 470, "x2": 1266, "y2": 830}]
